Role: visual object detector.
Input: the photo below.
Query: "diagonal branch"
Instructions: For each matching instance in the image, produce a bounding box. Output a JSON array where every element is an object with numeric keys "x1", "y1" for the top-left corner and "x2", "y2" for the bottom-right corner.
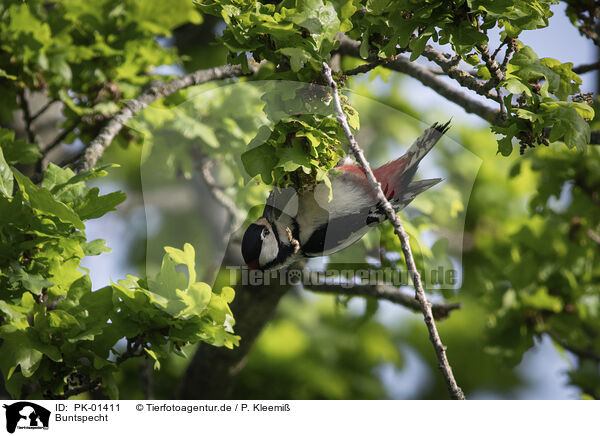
[
  {"x1": 43, "y1": 117, "x2": 81, "y2": 156},
  {"x1": 180, "y1": 254, "x2": 296, "y2": 399},
  {"x1": 302, "y1": 271, "x2": 461, "y2": 321},
  {"x1": 546, "y1": 330, "x2": 600, "y2": 362},
  {"x1": 476, "y1": 43, "x2": 505, "y2": 92},
  {"x1": 72, "y1": 64, "x2": 260, "y2": 174},
  {"x1": 500, "y1": 41, "x2": 516, "y2": 73},
  {"x1": 573, "y1": 61, "x2": 600, "y2": 74},
  {"x1": 491, "y1": 41, "x2": 507, "y2": 61},
  {"x1": 337, "y1": 38, "x2": 500, "y2": 125},
  {"x1": 191, "y1": 148, "x2": 241, "y2": 233},
  {"x1": 343, "y1": 59, "x2": 387, "y2": 76},
  {"x1": 421, "y1": 46, "x2": 496, "y2": 99},
  {"x1": 322, "y1": 62, "x2": 465, "y2": 400},
  {"x1": 337, "y1": 37, "x2": 600, "y2": 146},
  {"x1": 30, "y1": 98, "x2": 59, "y2": 123},
  {"x1": 385, "y1": 56, "x2": 501, "y2": 124}
]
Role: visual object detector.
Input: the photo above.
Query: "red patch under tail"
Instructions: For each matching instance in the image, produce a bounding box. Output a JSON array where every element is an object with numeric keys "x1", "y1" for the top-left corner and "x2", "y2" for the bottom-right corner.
[
  {"x1": 338, "y1": 157, "x2": 410, "y2": 200},
  {"x1": 373, "y1": 156, "x2": 409, "y2": 200}
]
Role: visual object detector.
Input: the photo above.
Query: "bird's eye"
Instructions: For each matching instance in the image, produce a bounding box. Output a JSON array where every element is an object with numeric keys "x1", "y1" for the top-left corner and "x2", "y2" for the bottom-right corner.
[{"x1": 261, "y1": 228, "x2": 270, "y2": 239}]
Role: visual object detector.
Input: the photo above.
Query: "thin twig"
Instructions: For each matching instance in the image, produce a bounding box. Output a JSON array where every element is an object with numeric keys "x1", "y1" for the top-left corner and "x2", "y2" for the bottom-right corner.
[
  {"x1": 30, "y1": 98, "x2": 59, "y2": 122},
  {"x1": 336, "y1": 37, "x2": 500, "y2": 124},
  {"x1": 57, "y1": 151, "x2": 81, "y2": 168},
  {"x1": 18, "y1": 89, "x2": 37, "y2": 144},
  {"x1": 491, "y1": 42, "x2": 507, "y2": 61},
  {"x1": 337, "y1": 37, "x2": 600, "y2": 147},
  {"x1": 43, "y1": 118, "x2": 81, "y2": 155},
  {"x1": 497, "y1": 90, "x2": 508, "y2": 121},
  {"x1": 322, "y1": 62, "x2": 465, "y2": 400},
  {"x1": 477, "y1": 43, "x2": 505, "y2": 92},
  {"x1": 303, "y1": 271, "x2": 461, "y2": 320},
  {"x1": 385, "y1": 56, "x2": 500, "y2": 124},
  {"x1": 429, "y1": 66, "x2": 479, "y2": 77},
  {"x1": 115, "y1": 336, "x2": 146, "y2": 365},
  {"x1": 500, "y1": 43, "x2": 515, "y2": 73},
  {"x1": 193, "y1": 149, "x2": 241, "y2": 231},
  {"x1": 344, "y1": 60, "x2": 386, "y2": 76},
  {"x1": 421, "y1": 46, "x2": 496, "y2": 100},
  {"x1": 573, "y1": 61, "x2": 600, "y2": 74},
  {"x1": 71, "y1": 63, "x2": 261, "y2": 174},
  {"x1": 546, "y1": 330, "x2": 600, "y2": 361}
]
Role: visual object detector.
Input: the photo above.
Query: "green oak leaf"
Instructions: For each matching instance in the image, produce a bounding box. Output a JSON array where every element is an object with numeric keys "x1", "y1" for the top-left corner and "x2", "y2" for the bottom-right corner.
[
  {"x1": 74, "y1": 188, "x2": 127, "y2": 221},
  {"x1": 13, "y1": 169, "x2": 85, "y2": 230},
  {"x1": 0, "y1": 147, "x2": 13, "y2": 198}
]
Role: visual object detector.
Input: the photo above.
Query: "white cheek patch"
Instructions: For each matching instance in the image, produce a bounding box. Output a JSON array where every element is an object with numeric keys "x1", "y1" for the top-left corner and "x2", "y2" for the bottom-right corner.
[{"x1": 259, "y1": 234, "x2": 278, "y2": 267}]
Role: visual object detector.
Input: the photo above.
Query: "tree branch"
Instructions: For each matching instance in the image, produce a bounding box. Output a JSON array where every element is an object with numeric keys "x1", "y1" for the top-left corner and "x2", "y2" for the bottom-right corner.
[
  {"x1": 30, "y1": 98, "x2": 59, "y2": 123},
  {"x1": 546, "y1": 331, "x2": 600, "y2": 362},
  {"x1": 337, "y1": 38, "x2": 500, "y2": 125},
  {"x1": 18, "y1": 89, "x2": 37, "y2": 144},
  {"x1": 72, "y1": 64, "x2": 259, "y2": 174},
  {"x1": 322, "y1": 62, "x2": 465, "y2": 400},
  {"x1": 43, "y1": 117, "x2": 81, "y2": 156},
  {"x1": 387, "y1": 56, "x2": 500, "y2": 124},
  {"x1": 477, "y1": 43, "x2": 505, "y2": 92},
  {"x1": 573, "y1": 61, "x2": 600, "y2": 74},
  {"x1": 343, "y1": 60, "x2": 387, "y2": 76},
  {"x1": 428, "y1": 66, "x2": 477, "y2": 77},
  {"x1": 303, "y1": 272, "x2": 461, "y2": 321},
  {"x1": 421, "y1": 46, "x2": 496, "y2": 100},
  {"x1": 491, "y1": 41, "x2": 507, "y2": 61},
  {"x1": 192, "y1": 149, "x2": 241, "y2": 232},
  {"x1": 338, "y1": 37, "x2": 600, "y2": 147},
  {"x1": 180, "y1": 257, "x2": 296, "y2": 399},
  {"x1": 44, "y1": 372, "x2": 101, "y2": 400},
  {"x1": 115, "y1": 335, "x2": 147, "y2": 365},
  {"x1": 500, "y1": 44, "x2": 515, "y2": 73}
]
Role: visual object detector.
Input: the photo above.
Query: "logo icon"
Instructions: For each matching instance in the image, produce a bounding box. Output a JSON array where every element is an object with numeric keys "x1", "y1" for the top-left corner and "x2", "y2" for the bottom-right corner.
[{"x1": 2, "y1": 402, "x2": 50, "y2": 433}]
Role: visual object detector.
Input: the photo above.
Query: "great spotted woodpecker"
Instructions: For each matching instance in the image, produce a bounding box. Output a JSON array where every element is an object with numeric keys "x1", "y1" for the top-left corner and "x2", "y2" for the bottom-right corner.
[{"x1": 241, "y1": 121, "x2": 450, "y2": 270}]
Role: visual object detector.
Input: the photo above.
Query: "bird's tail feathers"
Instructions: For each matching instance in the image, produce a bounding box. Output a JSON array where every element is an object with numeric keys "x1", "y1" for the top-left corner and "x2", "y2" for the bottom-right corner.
[
  {"x1": 392, "y1": 178, "x2": 442, "y2": 211},
  {"x1": 375, "y1": 121, "x2": 449, "y2": 201},
  {"x1": 403, "y1": 120, "x2": 451, "y2": 172}
]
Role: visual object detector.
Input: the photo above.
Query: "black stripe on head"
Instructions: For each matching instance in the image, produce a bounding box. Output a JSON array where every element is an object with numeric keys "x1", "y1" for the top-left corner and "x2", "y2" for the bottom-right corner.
[{"x1": 242, "y1": 223, "x2": 264, "y2": 265}]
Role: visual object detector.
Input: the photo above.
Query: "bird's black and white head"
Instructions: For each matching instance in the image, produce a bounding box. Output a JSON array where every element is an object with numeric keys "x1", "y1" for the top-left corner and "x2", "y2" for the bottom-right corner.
[
  {"x1": 242, "y1": 188, "x2": 300, "y2": 270},
  {"x1": 241, "y1": 217, "x2": 280, "y2": 270}
]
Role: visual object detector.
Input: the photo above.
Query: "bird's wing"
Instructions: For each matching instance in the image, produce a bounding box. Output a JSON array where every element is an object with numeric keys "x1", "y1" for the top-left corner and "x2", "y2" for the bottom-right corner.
[
  {"x1": 300, "y1": 206, "x2": 376, "y2": 257},
  {"x1": 298, "y1": 170, "x2": 378, "y2": 256}
]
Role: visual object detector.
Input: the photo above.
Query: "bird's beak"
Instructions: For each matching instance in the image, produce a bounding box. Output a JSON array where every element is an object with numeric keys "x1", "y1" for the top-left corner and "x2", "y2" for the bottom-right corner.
[{"x1": 246, "y1": 260, "x2": 260, "y2": 270}]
